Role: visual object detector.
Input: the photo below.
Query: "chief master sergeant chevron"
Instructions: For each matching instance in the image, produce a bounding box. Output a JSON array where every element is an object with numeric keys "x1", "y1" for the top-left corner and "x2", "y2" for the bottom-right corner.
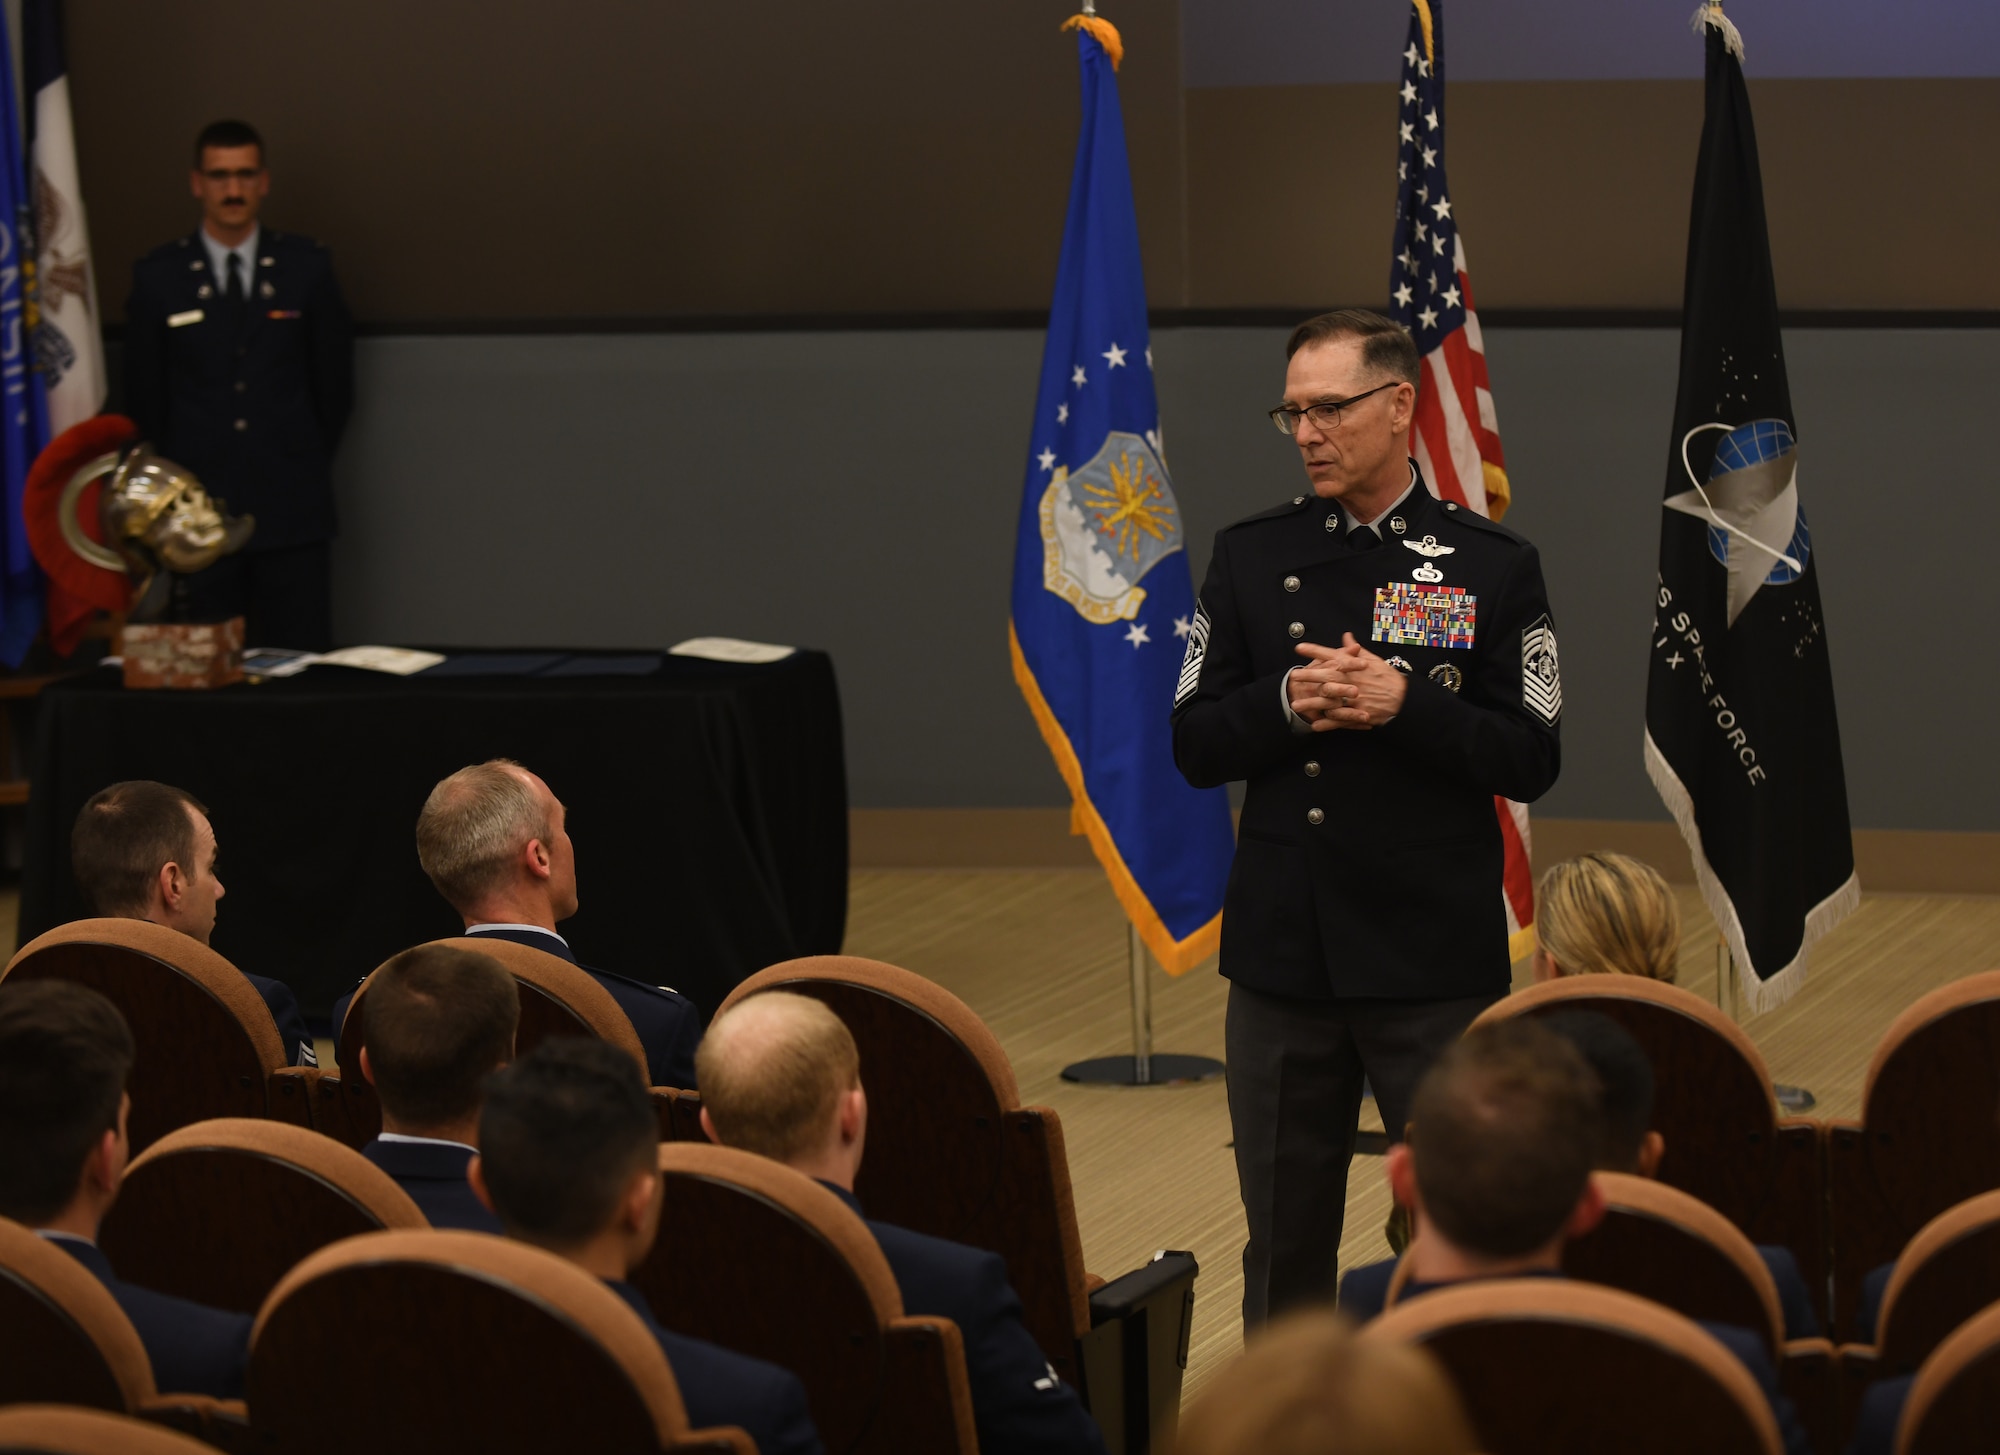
[
  {"x1": 1171, "y1": 309, "x2": 1561, "y2": 1328},
  {"x1": 123, "y1": 119, "x2": 353, "y2": 651}
]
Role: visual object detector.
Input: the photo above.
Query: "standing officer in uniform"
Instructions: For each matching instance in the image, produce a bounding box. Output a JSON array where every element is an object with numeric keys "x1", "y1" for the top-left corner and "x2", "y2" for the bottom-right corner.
[
  {"x1": 124, "y1": 119, "x2": 352, "y2": 650},
  {"x1": 1172, "y1": 310, "x2": 1562, "y2": 1327}
]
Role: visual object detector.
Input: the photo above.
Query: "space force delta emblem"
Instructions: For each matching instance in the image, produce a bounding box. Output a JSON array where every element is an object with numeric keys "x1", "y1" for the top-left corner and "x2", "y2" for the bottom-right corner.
[{"x1": 1522, "y1": 615, "x2": 1561, "y2": 724}]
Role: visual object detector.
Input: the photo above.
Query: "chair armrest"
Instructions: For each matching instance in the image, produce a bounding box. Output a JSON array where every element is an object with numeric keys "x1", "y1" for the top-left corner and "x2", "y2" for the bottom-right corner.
[
  {"x1": 670, "y1": 1429, "x2": 757, "y2": 1454},
  {"x1": 1083, "y1": 1272, "x2": 1107, "y2": 1296},
  {"x1": 1779, "y1": 1338, "x2": 1836, "y2": 1455},
  {"x1": 650, "y1": 1087, "x2": 704, "y2": 1143},
  {"x1": 882, "y1": 1314, "x2": 979, "y2": 1454},
  {"x1": 266, "y1": 1066, "x2": 319, "y2": 1127},
  {"x1": 1086, "y1": 1251, "x2": 1200, "y2": 1454},
  {"x1": 138, "y1": 1395, "x2": 258, "y2": 1453},
  {"x1": 1833, "y1": 1343, "x2": 1878, "y2": 1455}
]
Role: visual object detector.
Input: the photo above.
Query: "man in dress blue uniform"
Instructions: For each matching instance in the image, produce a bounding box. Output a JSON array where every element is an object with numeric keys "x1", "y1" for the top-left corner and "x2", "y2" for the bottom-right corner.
[
  {"x1": 471, "y1": 1038, "x2": 824, "y2": 1455},
  {"x1": 123, "y1": 119, "x2": 352, "y2": 650},
  {"x1": 0, "y1": 981, "x2": 252, "y2": 1398},
  {"x1": 695, "y1": 991, "x2": 1108, "y2": 1455},
  {"x1": 355, "y1": 942, "x2": 516, "y2": 1233},
  {"x1": 1172, "y1": 310, "x2": 1562, "y2": 1327}
]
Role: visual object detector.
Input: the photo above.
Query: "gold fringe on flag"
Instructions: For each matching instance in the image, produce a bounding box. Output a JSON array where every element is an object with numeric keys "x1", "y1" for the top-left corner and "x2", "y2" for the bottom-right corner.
[
  {"x1": 1060, "y1": 13, "x2": 1124, "y2": 70},
  {"x1": 1412, "y1": 0, "x2": 1435, "y2": 65}
]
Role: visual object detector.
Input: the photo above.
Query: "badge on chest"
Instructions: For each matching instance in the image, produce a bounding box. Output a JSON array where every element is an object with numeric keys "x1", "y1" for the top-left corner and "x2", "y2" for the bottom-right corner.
[{"x1": 1372, "y1": 581, "x2": 1477, "y2": 649}]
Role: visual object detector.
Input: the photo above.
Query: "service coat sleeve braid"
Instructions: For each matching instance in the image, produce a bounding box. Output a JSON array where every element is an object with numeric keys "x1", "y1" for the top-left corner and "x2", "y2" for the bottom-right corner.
[
  {"x1": 122, "y1": 262, "x2": 171, "y2": 444},
  {"x1": 304, "y1": 252, "x2": 355, "y2": 452},
  {"x1": 1172, "y1": 529, "x2": 1301, "y2": 789},
  {"x1": 1382, "y1": 540, "x2": 1561, "y2": 803}
]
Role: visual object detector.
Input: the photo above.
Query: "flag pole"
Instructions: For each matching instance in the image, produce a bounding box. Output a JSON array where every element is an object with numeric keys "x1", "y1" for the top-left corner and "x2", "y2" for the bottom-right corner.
[{"x1": 1061, "y1": 921, "x2": 1224, "y2": 1087}]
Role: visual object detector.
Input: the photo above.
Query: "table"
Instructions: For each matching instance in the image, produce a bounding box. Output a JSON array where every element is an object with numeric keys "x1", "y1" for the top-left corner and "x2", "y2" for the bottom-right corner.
[{"x1": 20, "y1": 650, "x2": 848, "y2": 1018}]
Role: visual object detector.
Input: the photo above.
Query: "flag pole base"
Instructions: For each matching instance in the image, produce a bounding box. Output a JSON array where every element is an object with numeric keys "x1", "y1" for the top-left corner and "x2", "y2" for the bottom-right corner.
[
  {"x1": 1061, "y1": 922, "x2": 1225, "y2": 1086},
  {"x1": 1061, "y1": 1053, "x2": 1226, "y2": 1087}
]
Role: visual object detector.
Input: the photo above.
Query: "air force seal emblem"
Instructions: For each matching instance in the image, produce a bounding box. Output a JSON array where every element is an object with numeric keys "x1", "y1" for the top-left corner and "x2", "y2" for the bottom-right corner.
[{"x1": 1039, "y1": 430, "x2": 1184, "y2": 624}]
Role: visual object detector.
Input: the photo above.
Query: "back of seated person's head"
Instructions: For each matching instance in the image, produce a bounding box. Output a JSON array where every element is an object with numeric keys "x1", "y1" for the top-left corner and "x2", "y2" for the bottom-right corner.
[
  {"x1": 695, "y1": 991, "x2": 860, "y2": 1170},
  {"x1": 1168, "y1": 1310, "x2": 1477, "y2": 1455},
  {"x1": 361, "y1": 944, "x2": 519, "y2": 1139},
  {"x1": 0, "y1": 980, "x2": 134, "y2": 1228},
  {"x1": 1397, "y1": 1019, "x2": 1605, "y2": 1263},
  {"x1": 70, "y1": 780, "x2": 209, "y2": 921},
  {"x1": 475, "y1": 1037, "x2": 656, "y2": 1256},
  {"x1": 415, "y1": 759, "x2": 559, "y2": 917},
  {"x1": 1544, "y1": 1009, "x2": 1664, "y2": 1177},
  {"x1": 1534, "y1": 851, "x2": 1680, "y2": 983}
]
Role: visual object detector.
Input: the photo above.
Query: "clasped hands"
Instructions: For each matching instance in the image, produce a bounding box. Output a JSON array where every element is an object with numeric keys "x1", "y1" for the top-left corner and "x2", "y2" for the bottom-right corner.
[{"x1": 1287, "y1": 633, "x2": 1407, "y2": 732}]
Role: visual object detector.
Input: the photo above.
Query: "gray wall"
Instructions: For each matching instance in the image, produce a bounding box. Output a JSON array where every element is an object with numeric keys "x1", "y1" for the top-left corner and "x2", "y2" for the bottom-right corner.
[{"x1": 329, "y1": 326, "x2": 1997, "y2": 831}]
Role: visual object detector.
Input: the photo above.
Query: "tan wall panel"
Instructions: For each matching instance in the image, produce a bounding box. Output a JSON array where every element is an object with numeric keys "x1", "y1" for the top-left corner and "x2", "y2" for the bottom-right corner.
[
  {"x1": 1187, "y1": 78, "x2": 2000, "y2": 310},
  {"x1": 70, "y1": 0, "x2": 1189, "y2": 322}
]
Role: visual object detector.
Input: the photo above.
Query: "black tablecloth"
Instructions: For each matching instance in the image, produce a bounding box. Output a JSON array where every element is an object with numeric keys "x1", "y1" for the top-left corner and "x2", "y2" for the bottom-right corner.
[{"x1": 21, "y1": 650, "x2": 848, "y2": 1018}]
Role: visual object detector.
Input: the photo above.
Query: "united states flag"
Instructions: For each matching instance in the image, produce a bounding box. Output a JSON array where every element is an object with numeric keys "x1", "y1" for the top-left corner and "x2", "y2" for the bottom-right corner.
[{"x1": 1385, "y1": 0, "x2": 1537, "y2": 961}]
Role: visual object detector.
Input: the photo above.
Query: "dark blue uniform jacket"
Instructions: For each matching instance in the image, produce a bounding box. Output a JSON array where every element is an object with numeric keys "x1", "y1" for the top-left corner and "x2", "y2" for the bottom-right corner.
[
  {"x1": 244, "y1": 969, "x2": 315, "y2": 1068},
  {"x1": 123, "y1": 229, "x2": 352, "y2": 550},
  {"x1": 332, "y1": 925, "x2": 703, "y2": 1089},
  {"x1": 47, "y1": 1234, "x2": 252, "y2": 1399},
  {"x1": 1171, "y1": 464, "x2": 1561, "y2": 1002},
  {"x1": 602, "y1": 1279, "x2": 823, "y2": 1455},
  {"x1": 359, "y1": 1137, "x2": 501, "y2": 1233},
  {"x1": 823, "y1": 1183, "x2": 1107, "y2": 1455}
]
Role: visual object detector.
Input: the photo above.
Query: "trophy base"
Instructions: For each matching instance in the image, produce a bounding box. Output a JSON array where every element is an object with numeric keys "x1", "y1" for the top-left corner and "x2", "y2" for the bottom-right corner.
[{"x1": 121, "y1": 618, "x2": 246, "y2": 690}]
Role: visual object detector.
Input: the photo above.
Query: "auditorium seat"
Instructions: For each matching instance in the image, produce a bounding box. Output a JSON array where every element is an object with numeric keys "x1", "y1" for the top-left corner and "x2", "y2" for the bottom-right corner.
[
  {"x1": 1879, "y1": 1299, "x2": 2000, "y2": 1454},
  {"x1": 247, "y1": 1229, "x2": 754, "y2": 1453},
  {"x1": 0, "y1": 1405, "x2": 222, "y2": 1455},
  {"x1": 1364, "y1": 1277, "x2": 1783, "y2": 1455},
  {"x1": 315, "y1": 935, "x2": 681, "y2": 1146},
  {"x1": 1564, "y1": 1172, "x2": 1836, "y2": 1452},
  {"x1": 716, "y1": 955, "x2": 1198, "y2": 1452},
  {"x1": 1, "y1": 920, "x2": 316, "y2": 1154},
  {"x1": 635, "y1": 1142, "x2": 977, "y2": 1454},
  {"x1": 1827, "y1": 971, "x2": 2000, "y2": 1339},
  {"x1": 0, "y1": 1219, "x2": 251, "y2": 1451},
  {"x1": 97, "y1": 1118, "x2": 424, "y2": 1314},
  {"x1": 1473, "y1": 976, "x2": 1825, "y2": 1324},
  {"x1": 1833, "y1": 1189, "x2": 2000, "y2": 1443}
]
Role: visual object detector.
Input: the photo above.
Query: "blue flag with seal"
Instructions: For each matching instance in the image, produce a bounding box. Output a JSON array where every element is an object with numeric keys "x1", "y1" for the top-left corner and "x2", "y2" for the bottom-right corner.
[
  {"x1": 1008, "y1": 13, "x2": 1234, "y2": 976},
  {"x1": 0, "y1": 6, "x2": 49, "y2": 666}
]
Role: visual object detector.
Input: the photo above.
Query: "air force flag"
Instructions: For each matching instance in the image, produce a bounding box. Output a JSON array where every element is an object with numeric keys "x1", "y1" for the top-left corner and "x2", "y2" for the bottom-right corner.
[{"x1": 1009, "y1": 16, "x2": 1233, "y2": 974}]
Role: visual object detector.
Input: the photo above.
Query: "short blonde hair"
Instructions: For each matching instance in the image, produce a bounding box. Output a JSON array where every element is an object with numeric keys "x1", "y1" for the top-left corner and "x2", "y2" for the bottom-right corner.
[
  {"x1": 1168, "y1": 1311, "x2": 1476, "y2": 1455},
  {"x1": 696, "y1": 991, "x2": 859, "y2": 1163},
  {"x1": 1536, "y1": 852, "x2": 1681, "y2": 983},
  {"x1": 415, "y1": 760, "x2": 549, "y2": 910}
]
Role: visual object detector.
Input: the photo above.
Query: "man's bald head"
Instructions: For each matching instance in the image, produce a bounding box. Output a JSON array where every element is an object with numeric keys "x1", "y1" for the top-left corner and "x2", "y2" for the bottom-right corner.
[
  {"x1": 416, "y1": 759, "x2": 556, "y2": 911},
  {"x1": 696, "y1": 992, "x2": 860, "y2": 1164}
]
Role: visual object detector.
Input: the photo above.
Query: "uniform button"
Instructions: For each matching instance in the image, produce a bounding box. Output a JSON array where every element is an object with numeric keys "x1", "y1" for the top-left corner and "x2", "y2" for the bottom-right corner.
[
  {"x1": 1292, "y1": 495, "x2": 1305, "y2": 506},
  {"x1": 1445, "y1": 502, "x2": 1458, "y2": 511},
  {"x1": 1307, "y1": 808, "x2": 1325, "y2": 825},
  {"x1": 1304, "y1": 761, "x2": 1320, "y2": 777},
  {"x1": 233, "y1": 419, "x2": 247, "y2": 431},
  {"x1": 1288, "y1": 622, "x2": 1304, "y2": 639},
  {"x1": 1283, "y1": 576, "x2": 1300, "y2": 592}
]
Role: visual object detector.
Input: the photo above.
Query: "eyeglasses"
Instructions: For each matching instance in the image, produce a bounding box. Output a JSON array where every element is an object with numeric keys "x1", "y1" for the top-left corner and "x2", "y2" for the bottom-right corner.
[
  {"x1": 200, "y1": 168, "x2": 262, "y2": 183},
  {"x1": 1269, "y1": 380, "x2": 1401, "y2": 436}
]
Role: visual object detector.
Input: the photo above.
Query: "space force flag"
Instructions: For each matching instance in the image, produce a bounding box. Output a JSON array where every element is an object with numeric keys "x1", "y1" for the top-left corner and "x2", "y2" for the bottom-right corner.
[
  {"x1": 25, "y1": 0, "x2": 107, "y2": 435},
  {"x1": 1645, "y1": 5, "x2": 1857, "y2": 1011},
  {"x1": 1009, "y1": 14, "x2": 1234, "y2": 975},
  {"x1": 1384, "y1": 0, "x2": 1537, "y2": 961}
]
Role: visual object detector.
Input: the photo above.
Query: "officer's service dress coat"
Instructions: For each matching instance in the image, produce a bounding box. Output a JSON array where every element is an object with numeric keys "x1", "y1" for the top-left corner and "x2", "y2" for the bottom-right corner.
[
  {"x1": 124, "y1": 230, "x2": 353, "y2": 550},
  {"x1": 1172, "y1": 463, "x2": 1561, "y2": 1002}
]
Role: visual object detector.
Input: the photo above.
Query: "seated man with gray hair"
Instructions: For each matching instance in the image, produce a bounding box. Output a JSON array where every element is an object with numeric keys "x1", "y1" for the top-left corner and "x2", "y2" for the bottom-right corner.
[
  {"x1": 334, "y1": 759, "x2": 701, "y2": 1088},
  {"x1": 698, "y1": 991, "x2": 1108, "y2": 1455}
]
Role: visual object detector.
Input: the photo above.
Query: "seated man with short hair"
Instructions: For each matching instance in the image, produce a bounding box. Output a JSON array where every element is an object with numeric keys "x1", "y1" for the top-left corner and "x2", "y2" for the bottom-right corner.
[
  {"x1": 1340, "y1": 1011, "x2": 1820, "y2": 1339},
  {"x1": 333, "y1": 759, "x2": 699, "y2": 1088},
  {"x1": 1345, "y1": 1020, "x2": 1810, "y2": 1455},
  {"x1": 697, "y1": 991, "x2": 1109, "y2": 1455},
  {"x1": 0, "y1": 979, "x2": 253, "y2": 1397},
  {"x1": 71, "y1": 780, "x2": 314, "y2": 1067},
  {"x1": 356, "y1": 942, "x2": 517, "y2": 1232},
  {"x1": 469, "y1": 1038, "x2": 821, "y2": 1455}
]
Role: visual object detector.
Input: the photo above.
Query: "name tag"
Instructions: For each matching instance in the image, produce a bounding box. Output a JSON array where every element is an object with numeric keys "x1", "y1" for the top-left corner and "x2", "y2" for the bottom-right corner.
[
  {"x1": 167, "y1": 309, "x2": 204, "y2": 328},
  {"x1": 1372, "y1": 582, "x2": 1477, "y2": 649}
]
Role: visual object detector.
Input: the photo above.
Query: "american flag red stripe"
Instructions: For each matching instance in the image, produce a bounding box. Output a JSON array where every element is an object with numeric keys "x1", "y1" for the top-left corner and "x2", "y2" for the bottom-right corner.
[{"x1": 1388, "y1": 0, "x2": 1537, "y2": 960}]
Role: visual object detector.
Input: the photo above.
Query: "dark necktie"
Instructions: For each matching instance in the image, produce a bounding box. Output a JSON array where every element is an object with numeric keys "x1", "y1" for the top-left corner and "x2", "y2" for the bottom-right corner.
[
  {"x1": 1348, "y1": 525, "x2": 1381, "y2": 552},
  {"x1": 226, "y1": 251, "x2": 246, "y2": 303}
]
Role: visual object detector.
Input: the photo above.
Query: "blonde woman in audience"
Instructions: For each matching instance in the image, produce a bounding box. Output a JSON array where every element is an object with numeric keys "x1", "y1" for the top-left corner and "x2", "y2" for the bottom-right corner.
[
  {"x1": 1531, "y1": 851, "x2": 1681, "y2": 984},
  {"x1": 1166, "y1": 1309, "x2": 1476, "y2": 1455}
]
